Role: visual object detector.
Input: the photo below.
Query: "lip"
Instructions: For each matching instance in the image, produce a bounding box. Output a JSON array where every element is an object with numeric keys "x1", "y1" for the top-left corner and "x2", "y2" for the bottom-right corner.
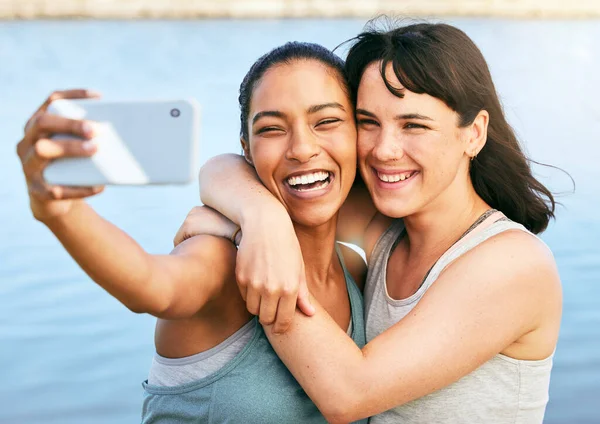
[
  {"x1": 371, "y1": 167, "x2": 419, "y2": 189},
  {"x1": 283, "y1": 172, "x2": 336, "y2": 200}
]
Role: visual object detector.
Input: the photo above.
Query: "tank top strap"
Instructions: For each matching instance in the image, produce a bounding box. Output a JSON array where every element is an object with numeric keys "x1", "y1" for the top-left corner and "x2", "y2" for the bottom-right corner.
[
  {"x1": 335, "y1": 243, "x2": 367, "y2": 347},
  {"x1": 421, "y1": 218, "x2": 531, "y2": 292},
  {"x1": 368, "y1": 219, "x2": 405, "y2": 269}
]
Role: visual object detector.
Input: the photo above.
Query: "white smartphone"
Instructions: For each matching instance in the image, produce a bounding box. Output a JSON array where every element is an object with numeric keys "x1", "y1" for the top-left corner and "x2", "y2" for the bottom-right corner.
[{"x1": 43, "y1": 98, "x2": 200, "y2": 186}]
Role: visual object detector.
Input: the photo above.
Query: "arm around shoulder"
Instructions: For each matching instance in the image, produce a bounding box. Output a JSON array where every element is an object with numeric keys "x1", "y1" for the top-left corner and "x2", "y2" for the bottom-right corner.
[{"x1": 264, "y1": 228, "x2": 562, "y2": 422}]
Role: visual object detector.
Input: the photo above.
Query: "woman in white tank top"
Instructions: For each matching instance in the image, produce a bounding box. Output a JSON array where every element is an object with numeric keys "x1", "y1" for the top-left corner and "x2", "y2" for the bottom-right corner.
[{"x1": 178, "y1": 21, "x2": 563, "y2": 423}]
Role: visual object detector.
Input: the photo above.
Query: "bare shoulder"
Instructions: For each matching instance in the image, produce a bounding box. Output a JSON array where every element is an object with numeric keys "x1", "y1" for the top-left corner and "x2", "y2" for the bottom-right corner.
[
  {"x1": 440, "y1": 228, "x2": 562, "y2": 326},
  {"x1": 173, "y1": 233, "x2": 237, "y2": 263},
  {"x1": 338, "y1": 243, "x2": 368, "y2": 292},
  {"x1": 170, "y1": 234, "x2": 239, "y2": 306},
  {"x1": 425, "y1": 228, "x2": 561, "y2": 359},
  {"x1": 450, "y1": 228, "x2": 559, "y2": 288}
]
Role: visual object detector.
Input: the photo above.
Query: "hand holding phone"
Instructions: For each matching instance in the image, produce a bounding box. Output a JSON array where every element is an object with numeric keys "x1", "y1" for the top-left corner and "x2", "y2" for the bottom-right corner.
[
  {"x1": 16, "y1": 89, "x2": 105, "y2": 223},
  {"x1": 44, "y1": 98, "x2": 200, "y2": 186}
]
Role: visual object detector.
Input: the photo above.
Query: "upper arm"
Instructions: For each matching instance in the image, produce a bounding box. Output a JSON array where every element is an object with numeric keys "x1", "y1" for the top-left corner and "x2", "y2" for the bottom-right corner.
[{"x1": 152, "y1": 235, "x2": 238, "y2": 319}]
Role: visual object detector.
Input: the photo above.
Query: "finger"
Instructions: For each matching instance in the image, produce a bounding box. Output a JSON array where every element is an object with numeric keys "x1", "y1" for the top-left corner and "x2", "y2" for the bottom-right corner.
[
  {"x1": 258, "y1": 293, "x2": 279, "y2": 326},
  {"x1": 28, "y1": 181, "x2": 104, "y2": 201},
  {"x1": 173, "y1": 227, "x2": 188, "y2": 247},
  {"x1": 36, "y1": 89, "x2": 102, "y2": 116},
  {"x1": 245, "y1": 289, "x2": 261, "y2": 316},
  {"x1": 21, "y1": 146, "x2": 48, "y2": 179},
  {"x1": 296, "y1": 277, "x2": 315, "y2": 317},
  {"x1": 272, "y1": 294, "x2": 296, "y2": 334},
  {"x1": 32, "y1": 138, "x2": 97, "y2": 160},
  {"x1": 28, "y1": 114, "x2": 95, "y2": 141},
  {"x1": 237, "y1": 282, "x2": 248, "y2": 302},
  {"x1": 46, "y1": 185, "x2": 105, "y2": 200}
]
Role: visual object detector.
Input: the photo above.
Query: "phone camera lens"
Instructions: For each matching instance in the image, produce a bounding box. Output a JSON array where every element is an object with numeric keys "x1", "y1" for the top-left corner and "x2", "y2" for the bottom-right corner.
[{"x1": 170, "y1": 108, "x2": 181, "y2": 118}]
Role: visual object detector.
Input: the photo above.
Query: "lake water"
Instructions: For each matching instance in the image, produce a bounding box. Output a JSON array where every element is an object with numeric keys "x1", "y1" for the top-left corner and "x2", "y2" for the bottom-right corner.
[{"x1": 0, "y1": 18, "x2": 598, "y2": 423}]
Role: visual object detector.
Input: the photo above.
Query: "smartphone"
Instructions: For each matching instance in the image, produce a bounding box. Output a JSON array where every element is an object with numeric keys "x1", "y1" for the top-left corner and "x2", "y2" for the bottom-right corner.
[{"x1": 43, "y1": 98, "x2": 200, "y2": 186}]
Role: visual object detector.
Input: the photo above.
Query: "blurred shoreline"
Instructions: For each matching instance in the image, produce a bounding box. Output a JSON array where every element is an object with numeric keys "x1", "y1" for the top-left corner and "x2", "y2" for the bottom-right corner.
[{"x1": 1, "y1": 0, "x2": 600, "y2": 19}]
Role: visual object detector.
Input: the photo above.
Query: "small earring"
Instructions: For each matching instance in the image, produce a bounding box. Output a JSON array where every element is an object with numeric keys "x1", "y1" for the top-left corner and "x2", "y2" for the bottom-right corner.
[{"x1": 470, "y1": 151, "x2": 478, "y2": 161}]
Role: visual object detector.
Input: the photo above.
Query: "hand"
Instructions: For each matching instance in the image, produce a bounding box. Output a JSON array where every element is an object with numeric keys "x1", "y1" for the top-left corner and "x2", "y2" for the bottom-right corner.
[
  {"x1": 16, "y1": 89, "x2": 105, "y2": 223},
  {"x1": 236, "y1": 210, "x2": 315, "y2": 334},
  {"x1": 173, "y1": 205, "x2": 239, "y2": 247}
]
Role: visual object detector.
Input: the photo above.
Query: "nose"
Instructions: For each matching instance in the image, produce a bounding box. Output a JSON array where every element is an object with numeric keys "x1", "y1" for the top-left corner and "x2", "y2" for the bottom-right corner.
[
  {"x1": 371, "y1": 126, "x2": 404, "y2": 162},
  {"x1": 285, "y1": 126, "x2": 320, "y2": 163}
]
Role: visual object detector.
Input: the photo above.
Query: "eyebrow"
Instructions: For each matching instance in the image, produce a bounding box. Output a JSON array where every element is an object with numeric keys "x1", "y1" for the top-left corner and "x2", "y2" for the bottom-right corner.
[
  {"x1": 252, "y1": 110, "x2": 285, "y2": 125},
  {"x1": 307, "y1": 102, "x2": 346, "y2": 114},
  {"x1": 252, "y1": 103, "x2": 346, "y2": 125},
  {"x1": 356, "y1": 108, "x2": 433, "y2": 121}
]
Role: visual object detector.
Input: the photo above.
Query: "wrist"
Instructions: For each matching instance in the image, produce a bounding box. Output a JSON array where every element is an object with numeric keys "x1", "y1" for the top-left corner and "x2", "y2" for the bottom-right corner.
[
  {"x1": 35, "y1": 199, "x2": 85, "y2": 227},
  {"x1": 239, "y1": 198, "x2": 289, "y2": 229}
]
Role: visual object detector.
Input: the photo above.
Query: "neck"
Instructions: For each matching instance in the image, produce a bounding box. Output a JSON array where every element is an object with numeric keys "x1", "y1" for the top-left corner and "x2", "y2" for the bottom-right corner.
[
  {"x1": 292, "y1": 216, "x2": 340, "y2": 289},
  {"x1": 403, "y1": 174, "x2": 491, "y2": 255}
]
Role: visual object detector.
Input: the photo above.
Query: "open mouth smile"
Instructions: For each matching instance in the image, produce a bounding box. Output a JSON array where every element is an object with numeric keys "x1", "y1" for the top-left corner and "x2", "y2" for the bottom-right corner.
[
  {"x1": 285, "y1": 170, "x2": 333, "y2": 192},
  {"x1": 373, "y1": 168, "x2": 419, "y2": 187}
]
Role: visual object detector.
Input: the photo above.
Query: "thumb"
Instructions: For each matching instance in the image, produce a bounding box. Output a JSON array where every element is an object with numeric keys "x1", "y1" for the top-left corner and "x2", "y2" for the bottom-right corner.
[
  {"x1": 296, "y1": 277, "x2": 315, "y2": 316},
  {"x1": 173, "y1": 228, "x2": 188, "y2": 247}
]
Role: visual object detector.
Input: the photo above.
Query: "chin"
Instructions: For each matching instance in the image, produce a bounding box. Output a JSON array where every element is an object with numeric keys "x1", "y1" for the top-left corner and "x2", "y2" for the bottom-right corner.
[
  {"x1": 372, "y1": 196, "x2": 415, "y2": 219},
  {"x1": 289, "y1": 204, "x2": 339, "y2": 228}
]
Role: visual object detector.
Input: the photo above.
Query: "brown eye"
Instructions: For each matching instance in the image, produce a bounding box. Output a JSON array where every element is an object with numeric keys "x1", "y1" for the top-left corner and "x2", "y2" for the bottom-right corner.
[
  {"x1": 357, "y1": 119, "x2": 379, "y2": 127},
  {"x1": 405, "y1": 123, "x2": 428, "y2": 130},
  {"x1": 316, "y1": 118, "x2": 341, "y2": 127},
  {"x1": 256, "y1": 127, "x2": 282, "y2": 135}
]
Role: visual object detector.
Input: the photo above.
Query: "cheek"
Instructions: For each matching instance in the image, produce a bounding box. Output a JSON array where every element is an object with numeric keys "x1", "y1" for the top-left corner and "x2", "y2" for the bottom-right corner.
[
  {"x1": 418, "y1": 138, "x2": 463, "y2": 183},
  {"x1": 356, "y1": 132, "x2": 373, "y2": 162},
  {"x1": 250, "y1": 144, "x2": 284, "y2": 189}
]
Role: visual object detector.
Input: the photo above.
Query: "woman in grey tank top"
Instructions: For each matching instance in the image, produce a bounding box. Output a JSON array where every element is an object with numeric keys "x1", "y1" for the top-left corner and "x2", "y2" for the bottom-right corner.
[
  {"x1": 186, "y1": 21, "x2": 563, "y2": 423},
  {"x1": 16, "y1": 43, "x2": 369, "y2": 423}
]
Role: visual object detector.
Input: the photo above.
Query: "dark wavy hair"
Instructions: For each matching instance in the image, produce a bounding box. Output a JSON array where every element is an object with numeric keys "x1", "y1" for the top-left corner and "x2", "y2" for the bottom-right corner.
[
  {"x1": 238, "y1": 41, "x2": 351, "y2": 142},
  {"x1": 343, "y1": 21, "x2": 557, "y2": 234}
]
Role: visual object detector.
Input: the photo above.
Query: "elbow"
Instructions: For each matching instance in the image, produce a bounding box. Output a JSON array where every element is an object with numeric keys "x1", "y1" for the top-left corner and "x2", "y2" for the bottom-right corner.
[
  {"x1": 125, "y1": 295, "x2": 170, "y2": 316},
  {"x1": 317, "y1": 390, "x2": 365, "y2": 424},
  {"x1": 321, "y1": 404, "x2": 362, "y2": 424},
  {"x1": 124, "y1": 281, "x2": 176, "y2": 317}
]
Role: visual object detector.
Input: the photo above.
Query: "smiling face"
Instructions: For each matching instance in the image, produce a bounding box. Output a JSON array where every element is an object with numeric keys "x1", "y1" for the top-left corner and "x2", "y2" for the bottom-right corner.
[
  {"x1": 356, "y1": 62, "x2": 482, "y2": 218},
  {"x1": 243, "y1": 59, "x2": 357, "y2": 228}
]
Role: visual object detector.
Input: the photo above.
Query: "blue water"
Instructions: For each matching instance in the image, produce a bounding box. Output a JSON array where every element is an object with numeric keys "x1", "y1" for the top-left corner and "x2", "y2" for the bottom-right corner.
[{"x1": 0, "y1": 19, "x2": 598, "y2": 423}]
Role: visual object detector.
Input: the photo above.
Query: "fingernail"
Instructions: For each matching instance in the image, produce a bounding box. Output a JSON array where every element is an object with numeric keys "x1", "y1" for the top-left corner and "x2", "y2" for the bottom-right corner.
[
  {"x1": 81, "y1": 122, "x2": 94, "y2": 138},
  {"x1": 86, "y1": 89, "x2": 102, "y2": 97},
  {"x1": 82, "y1": 141, "x2": 96, "y2": 151}
]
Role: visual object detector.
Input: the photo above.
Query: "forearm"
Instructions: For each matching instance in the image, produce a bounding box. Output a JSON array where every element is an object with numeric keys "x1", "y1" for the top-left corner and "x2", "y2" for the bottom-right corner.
[
  {"x1": 42, "y1": 201, "x2": 173, "y2": 314},
  {"x1": 264, "y1": 299, "x2": 371, "y2": 422},
  {"x1": 199, "y1": 154, "x2": 287, "y2": 227}
]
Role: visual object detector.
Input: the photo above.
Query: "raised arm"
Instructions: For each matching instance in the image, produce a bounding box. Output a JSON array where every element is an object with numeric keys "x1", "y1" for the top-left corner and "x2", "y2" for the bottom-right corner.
[
  {"x1": 197, "y1": 153, "x2": 312, "y2": 332},
  {"x1": 263, "y1": 231, "x2": 561, "y2": 423},
  {"x1": 182, "y1": 153, "x2": 380, "y2": 332},
  {"x1": 17, "y1": 90, "x2": 238, "y2": 319},
  {"x1": 40, "y1": 202, "x2": 237, "y2": 318}
]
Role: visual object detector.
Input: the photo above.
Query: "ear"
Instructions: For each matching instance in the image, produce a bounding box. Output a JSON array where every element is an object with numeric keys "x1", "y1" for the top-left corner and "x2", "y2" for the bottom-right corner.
[
  {"x1": 465, "y1": 110, "x2": 489, "y2": 159},
  {"x1": 240, "y1": 137, "x2": 254, "y2": 166}
]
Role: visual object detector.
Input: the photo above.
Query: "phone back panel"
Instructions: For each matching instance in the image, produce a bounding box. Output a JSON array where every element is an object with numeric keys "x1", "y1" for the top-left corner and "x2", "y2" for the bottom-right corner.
[{"x1": 44, "y1": 98, "x2": 199, "y2": 186}]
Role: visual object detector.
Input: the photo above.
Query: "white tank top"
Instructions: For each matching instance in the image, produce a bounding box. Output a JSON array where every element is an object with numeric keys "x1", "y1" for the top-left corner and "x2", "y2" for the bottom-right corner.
[{"x1": 365, "y1": 213, "x2": 554, "y2": 424}]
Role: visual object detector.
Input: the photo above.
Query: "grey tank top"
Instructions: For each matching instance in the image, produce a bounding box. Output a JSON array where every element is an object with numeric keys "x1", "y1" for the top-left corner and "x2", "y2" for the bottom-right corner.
[
  {"x1": 141, "y1": 244, "x2": 367, "y2": 424},
  {"x1": 365, "y1": 214, "x2": 554, "y2": 424}
]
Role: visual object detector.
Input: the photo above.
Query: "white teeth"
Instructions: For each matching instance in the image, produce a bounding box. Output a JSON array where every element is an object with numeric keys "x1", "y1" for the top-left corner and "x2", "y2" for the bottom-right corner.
[
  {"x1": 377, "y1": 171, "x2": 414, "y2": 183},
  {"x1": 287, "y1": 171, "x2": 330, "y2": 187}
]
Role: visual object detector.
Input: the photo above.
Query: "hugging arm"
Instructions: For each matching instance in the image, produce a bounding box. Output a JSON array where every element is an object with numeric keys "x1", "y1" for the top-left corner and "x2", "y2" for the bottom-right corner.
[
  {"x1": 182, "y1": 154, "x2": 379, "y2": 332},
  {"x1": 263, "y1": 231, "x2": 560, "y2": 423}
]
